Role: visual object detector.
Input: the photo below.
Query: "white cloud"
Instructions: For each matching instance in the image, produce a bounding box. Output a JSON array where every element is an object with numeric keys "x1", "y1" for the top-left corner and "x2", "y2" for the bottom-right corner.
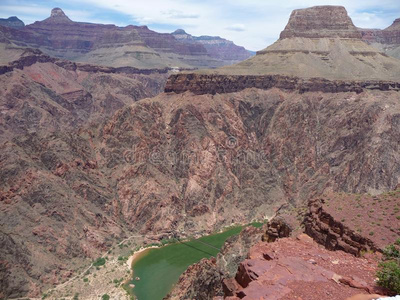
[
  {"x1": 161, "y1": 9, "x2": 199, "y2": 19},
  {"x1": 225, "y1": 24, "x2": 246, "y2": 32}
]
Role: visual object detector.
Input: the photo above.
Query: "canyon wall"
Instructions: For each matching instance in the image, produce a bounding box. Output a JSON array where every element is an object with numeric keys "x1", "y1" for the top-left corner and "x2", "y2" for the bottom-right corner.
[{"x1": 165, "y1": 73, "x2": 400, "y2": 95}]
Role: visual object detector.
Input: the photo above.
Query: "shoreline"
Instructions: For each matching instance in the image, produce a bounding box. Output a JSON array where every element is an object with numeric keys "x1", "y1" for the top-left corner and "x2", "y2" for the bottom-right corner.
[{"x1": 126, "y1": 245, "x2": 160, "y2": 269}]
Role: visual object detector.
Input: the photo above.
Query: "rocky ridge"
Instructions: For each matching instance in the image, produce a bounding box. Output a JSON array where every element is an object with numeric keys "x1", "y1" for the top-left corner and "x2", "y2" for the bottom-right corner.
[
  {"x1": 305, "y1": 191, "x2": 400, "y2": 254},
  {"x1": 172, "y1": 29, "x2": 253, "y2": 63},
  {"x1": 0, "y1": 50, "x2": 168, "y2": 142},
  {"x1": 0, "y1": 8, "x2": 251, "y2": 69},
  {"x1": 165, "y1": 5, "x2": 400, "y2": 95},
  {"x1": 360, "y1": 18, "x2": 400, "y2": 59},
  {"x1": 165, "y1": 74, "x2": 400, "y2": 95},
  {"x1": 0, "y1": 16, "x2": 24, "y2": 29}
]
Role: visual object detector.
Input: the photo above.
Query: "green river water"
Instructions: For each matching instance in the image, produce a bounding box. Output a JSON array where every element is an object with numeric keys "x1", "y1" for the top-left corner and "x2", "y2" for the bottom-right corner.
[{"x1": 125, "y1": 223, "x2": 263, "y2": 300}]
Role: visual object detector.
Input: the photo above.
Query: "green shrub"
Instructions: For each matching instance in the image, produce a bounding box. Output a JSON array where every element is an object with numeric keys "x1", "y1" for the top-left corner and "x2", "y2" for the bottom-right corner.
[
  {"x1": 83, "y1": 277, "x2": 88, "y2": 282},
  {"x1": 93, "y1": 257, "x2": 106, "y2": 267},
  {"x1": 73, "y1": 293, "x2": 79, "y2": 300},
  {"x1": 384, "y1": 244, "x2": 400, "y2": 259},
  {"x1": 102, "y1": 294, "x2": 110, "y2": 300},
  {"x1": 377, "y1": 242, "x2": 400, "y2": 294},
  {"x1": 377, "y1": 261, "x2": 400, "y2": 293}
]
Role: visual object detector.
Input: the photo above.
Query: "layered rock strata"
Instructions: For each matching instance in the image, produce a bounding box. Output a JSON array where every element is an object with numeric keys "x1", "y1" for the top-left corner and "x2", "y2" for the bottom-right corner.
[
  {"x1": 0, "y1": 8, "x2": 251, "y2": 69},
  {"x1": 360, "y1": 18, "x2": 400, "y2": 59},
  {"x1": 305, "y1": 191, "x2": 400, "y2": 254},
  {"x1": 280, "y1": 6, "x2": 362, "y2": 39},
  {"x1": 165, "y1": 73, "x2": 400, "y2": 95},
  {"x1": 166, "y1": 6, "x2": 400, "y2": 95},
  {"x1": 305, "y1": 199, "x2": 378, "y2": 256},
  {"x1": 172, "y1": 29, "x2": 253, "y2": 63}
]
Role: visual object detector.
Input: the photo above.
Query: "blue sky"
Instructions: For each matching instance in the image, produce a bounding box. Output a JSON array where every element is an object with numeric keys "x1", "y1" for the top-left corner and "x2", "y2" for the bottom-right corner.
[{"x1": 0, "y1": 0, "x2": 399, "y2": 51}]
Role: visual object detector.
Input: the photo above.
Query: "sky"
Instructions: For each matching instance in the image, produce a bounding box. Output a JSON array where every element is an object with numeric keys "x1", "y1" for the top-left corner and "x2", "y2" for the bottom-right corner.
[{"x1": 0, "y1": 0, "x2": 399, "y2": 51}]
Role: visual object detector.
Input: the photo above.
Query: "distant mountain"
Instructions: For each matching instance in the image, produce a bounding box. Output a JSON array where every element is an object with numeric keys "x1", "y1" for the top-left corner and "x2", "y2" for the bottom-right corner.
[
  {"x1": 0, "y1": 16, "x2": 24, "y2": 29},
  {"x1": 359, "y1": 18, "x2": 400, "y2": 59},
  {"x1": 168, "y1": 5, "x2": 400, "y2": 86},
  {"x1": 0, "y1": 8, "x2": 251, "y2": 69},
  {"x1": 172, "y1": 29, "x2": 253, "y2": 64}
]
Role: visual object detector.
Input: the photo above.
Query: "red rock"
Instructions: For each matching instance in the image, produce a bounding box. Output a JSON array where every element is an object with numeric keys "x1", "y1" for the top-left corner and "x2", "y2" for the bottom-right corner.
[{"x1": 226, "y1": 237, "x2": 384, "y2": 299}]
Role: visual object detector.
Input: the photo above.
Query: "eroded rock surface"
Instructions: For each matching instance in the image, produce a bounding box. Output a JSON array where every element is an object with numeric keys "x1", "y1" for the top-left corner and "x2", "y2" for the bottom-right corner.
[
  {"x1": 305, "y1": 191, "x2": 400, "y2": 254},
  {"x1": 225, "y1": 235, "x2": 385, "y2": 300},
  {"x1": 2, "y1": 86, "x2": 400, "y2": 297},
  {"x1": 0, "y1": 51, "x2": 168, "y2": 141},
  {"x1": 280, "y1": 6, "x2": 361, "y2": 39}
]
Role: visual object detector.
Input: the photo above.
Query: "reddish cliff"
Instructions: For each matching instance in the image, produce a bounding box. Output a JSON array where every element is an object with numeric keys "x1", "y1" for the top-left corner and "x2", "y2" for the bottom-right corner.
[
  {"x1": 305, "y1": 191, "x2": 400, "y2": 255},
  {"x1": 165, "y1": 73, "x2": 400, "y2": 95}
]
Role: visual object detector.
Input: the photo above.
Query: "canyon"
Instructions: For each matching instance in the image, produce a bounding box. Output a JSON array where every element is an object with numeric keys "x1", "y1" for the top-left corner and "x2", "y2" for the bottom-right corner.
[{"x1": 0, "y1": 4, "x2": 399, "y2": 300}]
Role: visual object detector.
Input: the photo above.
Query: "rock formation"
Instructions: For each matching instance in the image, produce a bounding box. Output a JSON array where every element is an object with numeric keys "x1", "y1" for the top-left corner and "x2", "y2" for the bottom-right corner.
[
  {"x1": 360, "y1": 18, "x2": 400, "y2": 59},
  {"x1": 166, "y1": 5, "x2": 400, "y2": 95},
  {"x1": 280, "y1": 6, "x2": 361, "y2": 39},
  {"x1": 0, "y1": 50, "x2": 168, "y2": 142},
  {"x1": 0, "y1": 16, "x2": 25, "y2": 29},
  {"x1": 305, "y1": 191, "x2": 400, "y2": 255},
  {"x1": 0, "y1": 8, "x2": 252, "y2": 69},
  {"x1": 221, "y1": 234, "x2": 385, "y2": 299},
  {"x1": 172, "y1": 29, "x2": 253, "y2": 63}
]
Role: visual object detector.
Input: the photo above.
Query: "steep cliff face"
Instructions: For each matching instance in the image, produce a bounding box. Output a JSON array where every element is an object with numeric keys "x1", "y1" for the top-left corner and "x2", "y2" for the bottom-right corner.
[
  {"x1": 360, "y1": 18, "x2": 400, "y2": 59},
  {"x1": 172, "y1": 29, "x2": 253, "y2": 63},
  {"x1": 165, "y1": 73, "x2": 400, "y2": 95},
  {"x1": 280, "y1": 6, "x2": 361, "y2": 39},
  {"x1": 4, "y1": 86, "x2": 400, "y2": 297},
  {"x1": 305, "y1": 191, "x2": 400, "y2": 255},
  {"x1": 0, "y1": 51, "x2": 168, "y2": 141}
]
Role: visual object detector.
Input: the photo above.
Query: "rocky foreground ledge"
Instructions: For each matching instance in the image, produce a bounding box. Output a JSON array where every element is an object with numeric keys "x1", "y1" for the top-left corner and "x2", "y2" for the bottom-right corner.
[{"x1": 165, "y1": 73, "x2": 400, "y2": 95}]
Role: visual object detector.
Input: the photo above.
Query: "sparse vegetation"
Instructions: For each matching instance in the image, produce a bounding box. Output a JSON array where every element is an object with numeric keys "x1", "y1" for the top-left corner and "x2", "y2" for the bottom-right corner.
[{"x1": 377, "y1": 242, "x2": 400, "y2": 294}]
